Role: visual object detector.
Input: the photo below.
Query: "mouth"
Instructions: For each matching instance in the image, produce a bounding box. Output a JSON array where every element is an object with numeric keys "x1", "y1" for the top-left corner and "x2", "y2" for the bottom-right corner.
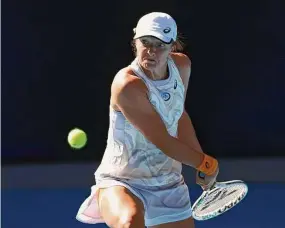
[{"x1": 144, "y1": 58, "x2": 156, "y2": 63}]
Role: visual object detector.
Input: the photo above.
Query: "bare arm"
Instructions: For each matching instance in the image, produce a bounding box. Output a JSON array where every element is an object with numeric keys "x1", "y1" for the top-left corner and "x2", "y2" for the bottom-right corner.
[
  {"x1": 172, "y1": 53, "x2": 219, "y2": 184},
  {"x1": 171, "y1": 53, "x2": 205, "y2": 154},
  {"x1": 112, "y1": 71, "x2": 204, "y2": 169},
  {"x1": 178, "y1": 110, "x2": 204, "y2": 153}
]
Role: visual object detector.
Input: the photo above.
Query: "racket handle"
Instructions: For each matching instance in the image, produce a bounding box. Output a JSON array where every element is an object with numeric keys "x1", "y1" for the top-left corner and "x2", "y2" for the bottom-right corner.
[{"x1": 198, "y1": 171, "x2": 206, "y2": 179}]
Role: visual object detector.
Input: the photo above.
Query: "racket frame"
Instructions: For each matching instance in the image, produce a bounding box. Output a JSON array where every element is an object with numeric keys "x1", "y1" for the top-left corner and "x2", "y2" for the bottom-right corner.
[{"x1": 192, "y1": 180, "x2": 248, "y2": 221}]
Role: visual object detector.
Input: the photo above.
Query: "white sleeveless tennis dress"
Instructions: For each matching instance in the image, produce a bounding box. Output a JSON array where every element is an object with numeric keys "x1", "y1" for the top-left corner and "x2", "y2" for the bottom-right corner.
[{"x1": 76, "y1": 56, "x2": 192, "y2": 226}]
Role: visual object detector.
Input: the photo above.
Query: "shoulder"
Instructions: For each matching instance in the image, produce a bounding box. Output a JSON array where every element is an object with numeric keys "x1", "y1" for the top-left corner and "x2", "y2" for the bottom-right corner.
[
  {"x1": 112, "y1": 67, "x2": 147, "y2": 93},
  {"x1": 170, "y1": 52, "x2": 191, "y2": 71},
  {"x1": 170, "y1": 53, "x2": 192, "y2": 90},
  {"x1": 111, "y1": 67, "x2": 148, "y2": 109}
]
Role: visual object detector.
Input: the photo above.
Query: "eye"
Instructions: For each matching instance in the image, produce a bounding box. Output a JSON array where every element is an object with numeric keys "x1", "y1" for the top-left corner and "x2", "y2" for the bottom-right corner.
[
  {"x1": 141, "y1": 39, "x2": 149, "y2": 46},
  {"x1": 155, "y1": 43, "x2": 166, "y2": 49},
  {"x1": 158, "y1": 43, "x2": 165, "y2": 48}
]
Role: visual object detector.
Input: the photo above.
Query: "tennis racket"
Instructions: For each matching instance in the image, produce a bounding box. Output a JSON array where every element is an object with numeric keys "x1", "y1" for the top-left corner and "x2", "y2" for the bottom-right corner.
[{"x1": 192, "y1": 176, "x2": 248, "y2": 221}]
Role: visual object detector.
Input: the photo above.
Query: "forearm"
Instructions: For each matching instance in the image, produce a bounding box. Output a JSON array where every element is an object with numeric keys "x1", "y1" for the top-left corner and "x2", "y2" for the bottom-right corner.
[
  {"x1": 177, "y1": 110, "x2": 204, "y2": 153},
  {"x1": 157, "y1": 109, "x2": 217, "y2": 172},
  {"x1": 154, "y1": 110, "x2": 213, "y2": 170},
  {"x1": 158, "y1": 135, "x2": 204, "y2": 169}
]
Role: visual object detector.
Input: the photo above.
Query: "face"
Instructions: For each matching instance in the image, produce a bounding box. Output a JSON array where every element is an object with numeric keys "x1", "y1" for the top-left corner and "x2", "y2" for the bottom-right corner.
[{"x1": 135, "y1": 36, "x2": 173, "y2": 71}]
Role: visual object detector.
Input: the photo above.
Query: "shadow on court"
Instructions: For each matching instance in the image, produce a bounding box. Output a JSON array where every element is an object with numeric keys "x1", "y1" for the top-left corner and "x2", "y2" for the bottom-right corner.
[{"x1": 2, "y1": 183, "x2": 283, "y2": 228}]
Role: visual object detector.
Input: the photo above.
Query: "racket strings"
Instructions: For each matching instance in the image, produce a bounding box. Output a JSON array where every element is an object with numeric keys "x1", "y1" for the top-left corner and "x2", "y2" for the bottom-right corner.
[{"x1": 195, "y1": 184, "x2": 246, "y2": 215}]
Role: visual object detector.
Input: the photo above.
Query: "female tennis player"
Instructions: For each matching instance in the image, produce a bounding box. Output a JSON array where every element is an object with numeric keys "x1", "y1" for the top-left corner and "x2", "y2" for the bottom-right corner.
[{"x1": 76, "y1": 12, "x2": 219, "y2": 228}]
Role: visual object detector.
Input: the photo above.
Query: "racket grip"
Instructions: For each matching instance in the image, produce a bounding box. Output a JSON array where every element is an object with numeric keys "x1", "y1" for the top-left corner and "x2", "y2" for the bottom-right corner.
[{"x1": 198, "y1": 171, "x2": 206, "y2": 179}]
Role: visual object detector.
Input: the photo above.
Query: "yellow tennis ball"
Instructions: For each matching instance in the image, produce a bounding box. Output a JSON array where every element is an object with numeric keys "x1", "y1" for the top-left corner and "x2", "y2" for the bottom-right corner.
[{"x1": 67, "y1": 128, "x2": 87, "y2": 149}]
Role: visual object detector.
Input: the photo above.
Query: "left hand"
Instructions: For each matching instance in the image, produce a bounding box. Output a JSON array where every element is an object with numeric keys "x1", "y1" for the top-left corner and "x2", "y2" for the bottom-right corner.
[{"x1": 196, "y1": 166, "x2": 219, "y2": 191}]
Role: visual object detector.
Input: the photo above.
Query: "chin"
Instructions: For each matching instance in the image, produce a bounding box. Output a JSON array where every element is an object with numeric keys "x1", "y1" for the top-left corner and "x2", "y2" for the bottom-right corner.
[{"x1": 142, "y1": 61, "x2": 157, "y2": 70}]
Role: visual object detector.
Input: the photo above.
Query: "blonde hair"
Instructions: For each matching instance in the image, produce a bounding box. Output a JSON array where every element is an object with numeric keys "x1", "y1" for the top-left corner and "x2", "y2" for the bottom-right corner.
[{"x1": 172, "y1": 34, "x2": 185, "y2": 52}]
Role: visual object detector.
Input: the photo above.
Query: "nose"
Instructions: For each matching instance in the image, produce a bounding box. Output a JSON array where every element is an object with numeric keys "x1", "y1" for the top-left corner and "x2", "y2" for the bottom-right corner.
[{"x1": 147, "y1": 46, "x2": 156, "y2": 56}]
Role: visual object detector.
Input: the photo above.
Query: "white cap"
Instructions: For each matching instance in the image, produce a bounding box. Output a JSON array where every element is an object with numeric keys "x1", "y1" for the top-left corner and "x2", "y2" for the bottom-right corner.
[{"x1": 133, "y1": 12, "x2": 177, "y2": 44}]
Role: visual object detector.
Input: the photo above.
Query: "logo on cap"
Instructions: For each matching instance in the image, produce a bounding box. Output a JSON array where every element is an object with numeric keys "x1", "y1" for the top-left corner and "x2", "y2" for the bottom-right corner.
[{"x1": 163, "y1": 27, "x2": 171, "y2": 34}]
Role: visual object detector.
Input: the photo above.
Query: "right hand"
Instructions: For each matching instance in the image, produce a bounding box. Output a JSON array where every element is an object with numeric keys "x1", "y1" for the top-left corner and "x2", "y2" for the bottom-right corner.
[{"x1": 196, "y1": 166, "x2": 219, "y2": 191}]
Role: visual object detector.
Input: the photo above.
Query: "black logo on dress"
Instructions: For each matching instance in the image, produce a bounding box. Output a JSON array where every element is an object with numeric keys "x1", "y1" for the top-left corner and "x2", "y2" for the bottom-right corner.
[
  {"x1": 163, "y1": 27, "x2": 171, "y2": 33},
  {"x1": 174, "y1": 79, "x2": 177, "y2": 89},
  {"x1": 161, "y1": 92, "x2": 171, "y2": 101}
]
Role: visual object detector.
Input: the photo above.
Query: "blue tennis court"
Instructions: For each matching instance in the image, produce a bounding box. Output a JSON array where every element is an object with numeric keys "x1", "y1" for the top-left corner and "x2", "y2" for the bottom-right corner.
[{"x1": 2, "y1": 183, "x2": 283, "y2": 228}]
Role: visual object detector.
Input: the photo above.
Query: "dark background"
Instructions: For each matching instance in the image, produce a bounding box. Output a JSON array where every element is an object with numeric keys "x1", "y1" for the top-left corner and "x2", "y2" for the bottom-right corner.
[{"x1": 2, "y1": 0, "x2": 285, "y2": 165}]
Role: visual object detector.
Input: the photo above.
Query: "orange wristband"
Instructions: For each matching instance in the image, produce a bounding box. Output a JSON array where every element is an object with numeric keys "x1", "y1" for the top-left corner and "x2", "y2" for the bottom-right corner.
[{"x1": 197, "y1": 154, "x2": 218, "y2": 176}]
